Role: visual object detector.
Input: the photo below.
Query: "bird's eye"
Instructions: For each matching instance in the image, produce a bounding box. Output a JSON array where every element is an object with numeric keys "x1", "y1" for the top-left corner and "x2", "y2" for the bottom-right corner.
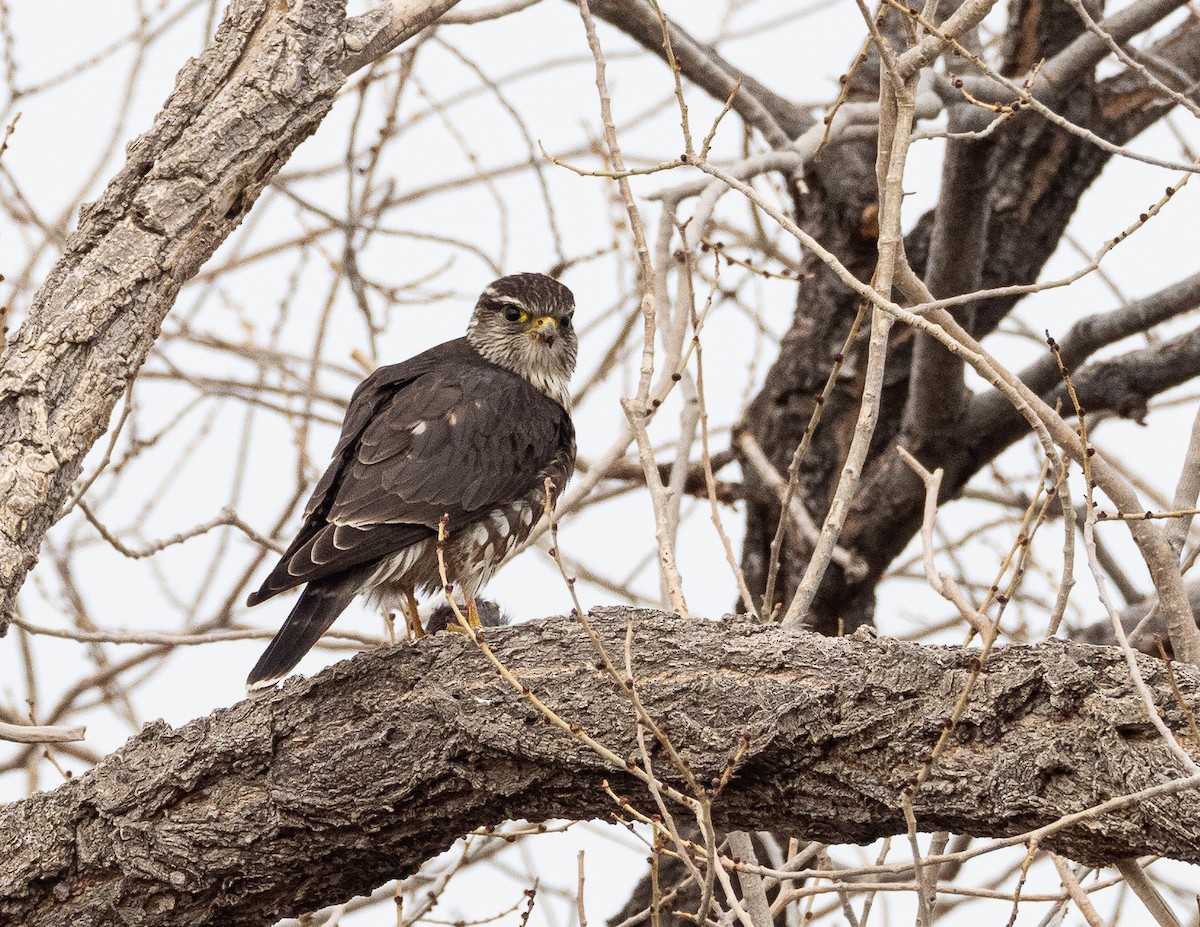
[
  {"x1": 503, "y1": 306, "x2": 524, "y2": 323},
  {"x1": 560, "y1": 316, "x2": 572, "y2": 331}
]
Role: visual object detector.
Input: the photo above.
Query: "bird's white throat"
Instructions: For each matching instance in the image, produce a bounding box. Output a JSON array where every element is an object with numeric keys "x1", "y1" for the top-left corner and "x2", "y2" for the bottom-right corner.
[{"x1": 468, "y1": 326, "x2": 573, "y2": 411}]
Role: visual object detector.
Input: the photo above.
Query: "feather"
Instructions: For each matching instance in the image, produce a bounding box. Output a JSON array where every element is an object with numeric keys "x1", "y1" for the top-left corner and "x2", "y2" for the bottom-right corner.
[
  {"x1": 245, "y1": 350, "x2": 572, "y2": 604},
  {"x1": 246, "y1": 274, "x2": 578, "y2": 688},
  {"x1": 246, "y1": 572, "x2": 365, "y2": 690}
]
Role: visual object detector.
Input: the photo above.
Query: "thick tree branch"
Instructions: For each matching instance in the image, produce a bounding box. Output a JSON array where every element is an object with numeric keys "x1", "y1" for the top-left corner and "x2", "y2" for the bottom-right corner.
[
  {"x1": 582, "y1": 0, "x2": 813, "y2": 144},
  {"x1": 0, "y1": 0, "x2": 449, "y2": 635},
  {"x1": 970, "y1": 271, "x2": 1200, "y2": 432},
  {"x1": 1028, "y1": 0, "x2": 1188, "y2": 99},
  {"x1": 341, "y1": 0, "x2": 463, "y2": 75},
  {"x1": 4, "y1": 610, "x2": 1200, "y2": 926},
  {"x1": 898, "y1": 128, "x2": 991, "y2": 454},
  {"x1": 967, "y1": 323, "x2": 1200, "y2": 469}
]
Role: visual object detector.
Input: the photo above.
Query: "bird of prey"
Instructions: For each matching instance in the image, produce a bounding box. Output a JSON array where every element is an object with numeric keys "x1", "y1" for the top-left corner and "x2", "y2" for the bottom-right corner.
[{"x1": 245, "y1": 273, "x2": 577, "y2": 690}]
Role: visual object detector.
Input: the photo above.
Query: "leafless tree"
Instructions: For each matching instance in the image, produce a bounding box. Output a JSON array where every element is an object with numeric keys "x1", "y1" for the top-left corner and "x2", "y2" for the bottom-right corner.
[{"x1": 2, "y1": 0, "x2": 1200, "y2": 925}]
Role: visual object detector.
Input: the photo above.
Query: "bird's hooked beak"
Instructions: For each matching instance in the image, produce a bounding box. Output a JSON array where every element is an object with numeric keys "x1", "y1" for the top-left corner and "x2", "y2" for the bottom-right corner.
[{"x1": 528, "y1": 315, "x2": 559, "y2": 347}]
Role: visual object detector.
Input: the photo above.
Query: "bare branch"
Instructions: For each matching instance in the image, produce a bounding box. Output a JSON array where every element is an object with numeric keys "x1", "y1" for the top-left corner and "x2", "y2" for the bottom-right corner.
[
  {"x1": 971, "y1": 271, "x2": 1200, "y2": 431},
  {"x1": 1112, "y1": 858, "x2": 1184, "y2": 927},
  {"x1": 0, "y1": 720, "x2": 85, "y2": 745},
  {"x1": 1031, "y1": 0, "x2": 1190, "y2": 99},
  {"x1": 583, "y1": 0, "x2": 813, "y2": 144},
  {"x1": 0, "y1": 0, "x2": 449, "y2": 636},
  {"x1": 970, "y1": 324, "x2": 1200, "y2": 464},
  {"x1": 341, "y1": 0, "x2": 465, "y2": 76},
  {"x1": 6, "y1": 611, "x2": 1200, "y2": 926}
]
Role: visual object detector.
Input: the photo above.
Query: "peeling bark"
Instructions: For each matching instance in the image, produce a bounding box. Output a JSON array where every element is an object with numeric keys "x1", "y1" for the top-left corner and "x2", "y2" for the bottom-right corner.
[{"x1": 3, "y1": 610, "x2": 1200, "y2": 926}]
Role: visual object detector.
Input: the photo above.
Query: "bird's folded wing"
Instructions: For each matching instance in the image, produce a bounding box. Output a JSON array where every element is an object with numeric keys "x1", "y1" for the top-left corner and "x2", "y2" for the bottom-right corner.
[{"x1": 249, "y1": 359, "x2": 572, "y2": 604}]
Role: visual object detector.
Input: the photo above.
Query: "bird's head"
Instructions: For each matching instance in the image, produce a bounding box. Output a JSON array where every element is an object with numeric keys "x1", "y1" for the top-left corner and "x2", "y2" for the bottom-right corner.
[{"x1": 467, "y1": 273, "x2": 577, "y2": 409}]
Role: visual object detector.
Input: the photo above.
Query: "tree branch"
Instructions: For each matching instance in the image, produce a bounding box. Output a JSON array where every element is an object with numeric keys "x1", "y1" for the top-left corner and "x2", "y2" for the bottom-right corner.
[
  {"x1": 1029, "y1": 0, "x2": 1188, "y2": 99},
  {"x1": 0, "y1": 719, "x2": 85, "y2": 745},
  {"x1": 970, "y1": 270, "x2": 1200, "y2": 432},
  {"x1": 0, "y1": 0, "x2": 451, "y2": 636},
  {"x1": 341, "y1": 0, "x2": 463, "y2": 76},
  {"x1": 898, "y1": 128, "x2": 991, "y2": 454},
  {"x1": 968, "y1": 323, "x2": 1200, "y2": 468},
  {"x1": 582, "y1": 0, "x2": 813, "y2": 144},
  {"x1": 5, "y1": 609, "x2": 1200, "y2": 926}
]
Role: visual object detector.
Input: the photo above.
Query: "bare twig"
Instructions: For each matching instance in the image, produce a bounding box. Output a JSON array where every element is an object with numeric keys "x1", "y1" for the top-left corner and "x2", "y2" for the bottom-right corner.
[{"x1": 0, "y1": 720, "x2": 85, "y2": 745}]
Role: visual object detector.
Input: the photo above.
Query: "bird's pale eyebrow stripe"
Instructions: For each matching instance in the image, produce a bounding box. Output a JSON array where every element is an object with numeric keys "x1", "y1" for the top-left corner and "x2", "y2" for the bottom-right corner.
[{"x1": 484, "y1": 294, "x2": 526, "y2": 308}]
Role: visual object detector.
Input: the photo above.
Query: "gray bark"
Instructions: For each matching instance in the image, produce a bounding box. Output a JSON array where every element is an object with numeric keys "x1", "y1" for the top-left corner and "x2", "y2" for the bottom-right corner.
[
  {"x1": 3, "y1": 609, "x2": 1200, "y2": 926},
  {"x1": 0, "y1": 0, "x2": 452, "y2": 636},
  {"x1": 740, "y1": 13, "x2": 1200, "y2": 632}
]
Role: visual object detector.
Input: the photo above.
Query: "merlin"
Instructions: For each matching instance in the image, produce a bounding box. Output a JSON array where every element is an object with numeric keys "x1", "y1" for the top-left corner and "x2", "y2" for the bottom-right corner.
[{"x1": 246, "y1": 273, "x2": 577, "y2": 689}]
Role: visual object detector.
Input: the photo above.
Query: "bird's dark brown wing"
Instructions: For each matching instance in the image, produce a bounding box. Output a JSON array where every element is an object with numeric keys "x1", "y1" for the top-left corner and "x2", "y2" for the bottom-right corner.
[{"x1": 248, "y1": 343, "x2": 573, "y2": 605}]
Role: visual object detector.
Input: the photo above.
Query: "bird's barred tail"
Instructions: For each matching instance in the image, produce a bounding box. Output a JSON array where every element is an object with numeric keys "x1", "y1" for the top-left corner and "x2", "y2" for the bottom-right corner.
[{"x1": 246, "y1": 577, "x2": 360, "y2": 691}]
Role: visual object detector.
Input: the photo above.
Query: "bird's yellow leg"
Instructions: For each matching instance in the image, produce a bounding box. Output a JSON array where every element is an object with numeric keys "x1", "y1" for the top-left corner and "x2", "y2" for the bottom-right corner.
[
  {"x1": 466, "y1": 593, "x2": 483, "y2": 630},
  {"x1": 442, "y1": 593, "x2": 481, "y2": 634},
  {"x1": 402, "y1": 588, "x2": 424, "y2": 640}
]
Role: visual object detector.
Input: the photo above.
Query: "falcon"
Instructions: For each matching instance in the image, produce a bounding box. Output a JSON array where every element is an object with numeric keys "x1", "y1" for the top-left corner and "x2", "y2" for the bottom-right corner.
[{"x1": 246, "y1": 273, "x2": 577, "y2": 690}]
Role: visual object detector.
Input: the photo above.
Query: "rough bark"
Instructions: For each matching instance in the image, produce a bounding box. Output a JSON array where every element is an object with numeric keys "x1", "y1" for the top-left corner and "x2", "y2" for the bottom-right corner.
[
  {"x1": 0, "y1": 0, "x2": 454, "y2": 637},
  {"x1": 739, "y1": 14, "x2": 1200, "y2": 631},
  {"x1": 4, "y1": 609, "x2": 1200, "y2": 926}
]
